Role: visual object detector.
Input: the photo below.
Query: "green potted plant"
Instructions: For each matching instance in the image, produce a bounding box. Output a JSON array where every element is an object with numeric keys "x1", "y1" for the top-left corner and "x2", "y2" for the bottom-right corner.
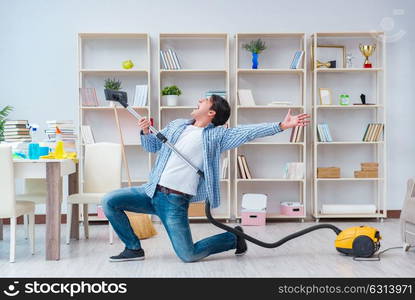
[
  {"x1": 0, "y1": 105, "x2": 13, "y2": 142},
  {"x1": 161, "y1": 85, "x2": 182, "y2": 106},
  {"x1": 104, "y1": 78, "x2": 122, "y2": 107},
  {"x1": 242, "y1": 39, "x2": 267, "y2": 69}
]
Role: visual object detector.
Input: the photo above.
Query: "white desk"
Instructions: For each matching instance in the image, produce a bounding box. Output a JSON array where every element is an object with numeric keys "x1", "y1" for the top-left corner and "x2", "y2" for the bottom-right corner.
[{"x1": 11, "y1": 159, "x2": 78, "y2": 260}]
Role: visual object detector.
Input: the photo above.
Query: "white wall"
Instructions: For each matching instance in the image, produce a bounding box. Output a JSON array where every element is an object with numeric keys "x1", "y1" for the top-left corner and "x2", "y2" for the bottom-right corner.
[{"x1": 1, "y1": 0, "x2": 414, "y2": 213}]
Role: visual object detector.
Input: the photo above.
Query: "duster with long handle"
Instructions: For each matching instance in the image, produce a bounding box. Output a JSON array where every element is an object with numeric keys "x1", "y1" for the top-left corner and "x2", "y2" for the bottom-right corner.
[{"x1": 112, "y1": 105, "x2": 157, "y2": 239}]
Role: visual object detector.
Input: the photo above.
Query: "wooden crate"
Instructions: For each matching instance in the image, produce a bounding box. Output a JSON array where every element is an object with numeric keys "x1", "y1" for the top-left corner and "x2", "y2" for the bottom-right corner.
[
  {"x1": 188, "y1": 203, "x2": 205, "y2": 217},
  {"x1": 317, "y1": 167, "x2": 340, "y2": 178}
]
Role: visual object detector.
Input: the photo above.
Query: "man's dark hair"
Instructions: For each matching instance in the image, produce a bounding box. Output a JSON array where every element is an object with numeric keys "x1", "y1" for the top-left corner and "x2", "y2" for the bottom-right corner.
[{"x1": 209, "y1": 94, "x2": 231, "y2": 126}]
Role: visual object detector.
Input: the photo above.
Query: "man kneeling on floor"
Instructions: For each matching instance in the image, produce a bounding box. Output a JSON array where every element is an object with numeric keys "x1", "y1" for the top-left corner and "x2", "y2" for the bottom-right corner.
[{"x1": 102, "y1": 94, "x2": 310, "y2": 262}]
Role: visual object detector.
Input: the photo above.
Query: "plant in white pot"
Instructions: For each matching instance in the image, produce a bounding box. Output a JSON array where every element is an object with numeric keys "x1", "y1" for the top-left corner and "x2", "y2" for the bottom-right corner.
[{"x1": 161, "y1": 85, "x2": 182, "y2": 106}]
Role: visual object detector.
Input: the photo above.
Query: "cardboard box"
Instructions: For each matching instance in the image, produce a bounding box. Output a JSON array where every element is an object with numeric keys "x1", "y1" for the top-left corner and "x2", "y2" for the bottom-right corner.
[
  {"x1": 354, "y1": 170, "x2": 378, "y2": 178},
  {"x1": 361, "y1": 162, "x2": 379, "y2": 168},
  {"x1": 361, "y1": 166, "x2": 378, "y2": 171},
  {"x1": 188, "y1": 203, "x2": 205, "y2": 217},
  {"x1": 317, "y1": 167, "x2": 340, "y2": 178}
]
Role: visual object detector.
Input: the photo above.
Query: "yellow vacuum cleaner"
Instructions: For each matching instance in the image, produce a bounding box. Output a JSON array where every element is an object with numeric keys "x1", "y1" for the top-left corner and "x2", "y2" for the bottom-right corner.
[{"x1": 105, "y1": 89, "x2": 382, "y2": 259}]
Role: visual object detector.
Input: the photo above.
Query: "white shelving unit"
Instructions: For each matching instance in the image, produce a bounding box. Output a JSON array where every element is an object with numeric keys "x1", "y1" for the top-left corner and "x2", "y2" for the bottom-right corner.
[
  {"x1": 234, "y1": 33, "x2": 307, "y2": 221},
  {"x1": 78, "y1": 33, "x2": 152, "y2": 220},
  {"x1": 311, "y1": 32, "x2": 386, "y2": 221},
  {"x1": 158, "y1": 33, "x2": 231, "y2": 220}
]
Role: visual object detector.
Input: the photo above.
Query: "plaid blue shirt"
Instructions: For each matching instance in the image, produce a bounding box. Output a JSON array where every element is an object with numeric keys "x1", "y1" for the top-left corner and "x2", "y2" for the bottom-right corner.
[{"x1": 140, "y1": 119, "x2": 284, "y2": 208}]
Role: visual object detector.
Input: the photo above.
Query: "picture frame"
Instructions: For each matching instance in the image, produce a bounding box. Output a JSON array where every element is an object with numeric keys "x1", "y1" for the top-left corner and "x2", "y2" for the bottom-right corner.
[
  {"x1": 317, "y1": 45, "x2": 346, "y2": 68},
  {"x1": 319, "y1": 88, "x2": 332, "y2": 105}
]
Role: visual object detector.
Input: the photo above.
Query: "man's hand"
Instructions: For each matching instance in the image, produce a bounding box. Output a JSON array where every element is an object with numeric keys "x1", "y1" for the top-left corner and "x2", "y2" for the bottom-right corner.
[
  {"x1": 280, "y1": 109, "x2": 311, "y2": 130},
  {"x1": 138, "y1": 117, "x2": 151, "y2": 134}
]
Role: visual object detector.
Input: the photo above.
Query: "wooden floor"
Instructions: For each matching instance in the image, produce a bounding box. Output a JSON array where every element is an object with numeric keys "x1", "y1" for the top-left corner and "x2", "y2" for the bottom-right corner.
[{"x1": 0, "y1": 219, "x2": 413, "y2": 277}]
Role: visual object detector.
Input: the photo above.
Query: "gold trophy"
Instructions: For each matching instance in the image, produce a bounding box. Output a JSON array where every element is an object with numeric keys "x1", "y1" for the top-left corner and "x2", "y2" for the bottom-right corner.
[{"x1": 359, "y1": 44, "x2": 376, "y2": 68}]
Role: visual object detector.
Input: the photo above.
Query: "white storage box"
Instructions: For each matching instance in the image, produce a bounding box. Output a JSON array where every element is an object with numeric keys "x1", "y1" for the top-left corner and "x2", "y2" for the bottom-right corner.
[{"x1": 321, "y1": 204, "x2": 376, "y2": 214}]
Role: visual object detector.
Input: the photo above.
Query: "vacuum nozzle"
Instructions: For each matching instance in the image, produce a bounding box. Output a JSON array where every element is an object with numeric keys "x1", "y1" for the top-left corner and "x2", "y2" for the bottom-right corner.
[{"x1": 104, "y1": 89, "x2": 129, "y2": 108}]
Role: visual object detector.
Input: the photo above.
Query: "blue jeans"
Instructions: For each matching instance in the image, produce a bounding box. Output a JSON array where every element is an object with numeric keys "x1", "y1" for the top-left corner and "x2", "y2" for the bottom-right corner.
[{"x1": 102, "y1": 186, "x2": 237, "y2": 262}]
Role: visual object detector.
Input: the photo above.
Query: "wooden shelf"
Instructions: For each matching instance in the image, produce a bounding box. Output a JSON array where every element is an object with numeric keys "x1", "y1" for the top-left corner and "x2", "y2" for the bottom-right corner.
[
  {"x1": 237, "y1": 105, "x2": 304, "y2": 109},
  {"x1": 160, "y1": 33, "x2": 227, "y2": 39},
  {"x1": 316, "y1": 141, "x2": 383, "y2": 145},
  {"x1": 80, "y1": 69, "x2": 148, "y2": 74},
  {"x1": 237, "y1": 33, "x2": 305, "y2": 38},
  {"x1": 237, "y1": 178, "x2": 305, "y2": 182},
  {"x1": 315, "y1": 68, "x2": 382, "y2": 73},
  {"x1": 313, "y1": 213, "x2": 385, "y2": 219},
  {"x1": 238, "y1": 68, "x2": 304, "y2": 74},
  {"x1": 122, "y1": 179, "x2": 148, "y2": 183},
  {"x1": 314, "y1": 32, "x2": 384, "y2": 38},
  {"x1": 81, "y1": 106, "x2": 149, "y2": 110},
  {"x1": 244, "y1": 142, "x2": 304, "y2": 145},
  {"x1": 160, "y1": 69, "x2": 226, "y2": 73},
  {"x1": 79, "y1": 33, "x2": 148, "y2": 39},
  {"x1": 316, "y1": 105, "x2": 383, "y2": 109},
  {"x1": 158, "y1": 33, "x2": 231, "y2": 220},
  {"x1": 236, "y1": 214, "x2": 306, "y2": 219},
  {"x1": 316, "y1": 178, "x2": 384, "y2": 181}
]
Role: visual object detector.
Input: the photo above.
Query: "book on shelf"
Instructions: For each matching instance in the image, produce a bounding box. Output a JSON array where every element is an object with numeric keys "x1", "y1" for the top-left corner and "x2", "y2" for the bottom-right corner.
[
  {"x1": 81, "y1": 125, "x2": 95, "y2": 144},
  {"x1": 160, "y1": 49, "x2": 181, "y2": 70},
  {"x1": 3, "y1": 120, "x2": 31, "y2": 142},
  {"x1": 362, "y1": 123, "x2": 384, "y2": 142},
  {"x1": 317, "y1": 123, "x2": 332, "y2": 142},
  {"x1": 220, "y1": 157, "x2": 228, "y2": 179},
  {"x1": 283, "y1": 162, "x2": 304, "y2": 179},
  {"x1": 237, "y1": 155, "x2": 252, "y2": 179},
  {"x1": 290, "y1": 126, "x2": 303, "y2": 143},
  {"x1": 237, "y1": 89, "x2": 256, "y2": 106},
  {"x1": 133, "y1": 85, "x2": 148, "y2": 107},
  {"x1": 289, "y1": 50, "x2": 304, "y2": 69},
  {"x1": 80, "y1": 88, "x2": 99, "y2": 107}
]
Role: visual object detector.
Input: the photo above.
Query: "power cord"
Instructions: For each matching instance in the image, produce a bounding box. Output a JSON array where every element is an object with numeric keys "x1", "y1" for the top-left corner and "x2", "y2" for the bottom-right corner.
[{"x1": 353, "y1": 246, "x2": 405, "y2": 262}]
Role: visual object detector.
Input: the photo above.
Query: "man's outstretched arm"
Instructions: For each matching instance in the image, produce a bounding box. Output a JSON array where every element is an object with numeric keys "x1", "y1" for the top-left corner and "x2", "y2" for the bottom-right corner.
[{"x1": 219, "y1": 109, "x2": 310, "y2": 151}]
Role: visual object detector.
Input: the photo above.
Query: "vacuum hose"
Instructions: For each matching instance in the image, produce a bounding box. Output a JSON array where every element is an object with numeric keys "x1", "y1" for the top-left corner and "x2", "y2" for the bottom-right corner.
[{"x1": 205, "y1": 200, "x2": 342, "y2": 248}]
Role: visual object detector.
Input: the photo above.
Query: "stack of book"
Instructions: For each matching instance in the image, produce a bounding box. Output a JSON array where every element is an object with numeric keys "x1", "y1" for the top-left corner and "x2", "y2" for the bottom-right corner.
[
  {"x1": 317, "y1": 123, "x2": 333, "y2": 142},
  {"x1": 45, "y1": 120, "x2": 77, "y2": 152},
  {"x1": 3, "y1": 120, "x2": 31, "y2": 142},
  {"x1": 237, "y1": 155, "x2": 252, "y2": 179},
  {"x1": 289, "y1": 50, "x2": 304, "y2": 69},
  {"x1": 290, "y1": 126, "x2": 303, "y2": 143},
  {"x1": 160, "y1": 49, "x2": 181, "y2": 70},
  {"x1": 133, "y1": 85, "x2": 148, "y2": 106},
  {"x1": 354, "y1": 162, "x2": 378, "y2": 178},
  {"x1": 362, "y1": 123, "x2": 384, "y2": 142},
  {"x1": 205, "y1": 90, "x2": 226, "y2": 100}
]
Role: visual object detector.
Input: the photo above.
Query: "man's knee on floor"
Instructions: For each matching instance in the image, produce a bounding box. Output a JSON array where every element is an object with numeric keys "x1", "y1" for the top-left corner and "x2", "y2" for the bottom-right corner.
[{"x1": 178, "y1": 253, "x2": 198, "y2": 263}]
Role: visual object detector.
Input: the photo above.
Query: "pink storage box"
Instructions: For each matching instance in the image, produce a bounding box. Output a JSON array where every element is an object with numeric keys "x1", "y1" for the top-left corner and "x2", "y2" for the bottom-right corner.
[
  {"x1": 280, "y1": 202, "x2": 304, "y2": 216},
  {"x1": 241, "y1": 193, "x2": 267, "y2": 226},
  {"x1": 97, "y1": 205, "x2": 106, "y2": 219}
]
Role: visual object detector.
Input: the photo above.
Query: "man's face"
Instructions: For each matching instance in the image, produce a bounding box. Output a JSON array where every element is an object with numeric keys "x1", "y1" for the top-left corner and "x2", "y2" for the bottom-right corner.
[{"x1": 191, "y1": 97, "x2": 215, "y2": 120}]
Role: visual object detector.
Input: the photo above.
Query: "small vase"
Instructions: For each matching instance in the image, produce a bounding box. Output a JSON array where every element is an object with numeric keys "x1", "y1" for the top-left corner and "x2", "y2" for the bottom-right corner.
[
  {"x1": 165, "y1": 95, "x2": 178, "y2": 106},
  {"x1": 252, "y1": 53, "x2": 259, "y2": 69}
]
